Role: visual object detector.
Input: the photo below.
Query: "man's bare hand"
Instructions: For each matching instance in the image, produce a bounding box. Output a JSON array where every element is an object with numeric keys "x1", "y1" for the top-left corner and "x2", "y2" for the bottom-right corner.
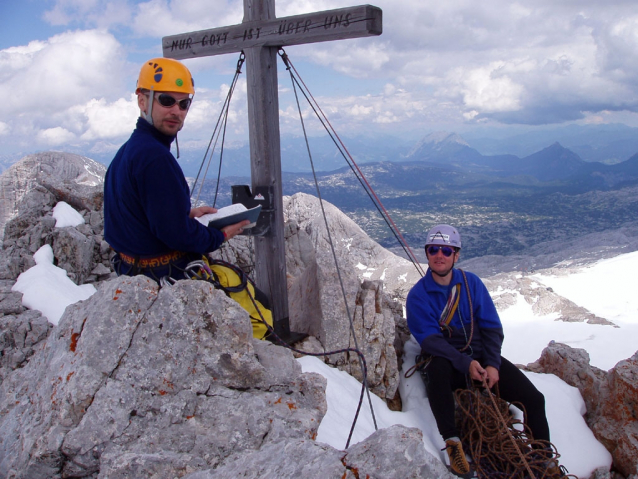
[
  {"x1": 189, "y1": 206, "x2": 217, "y2": 218},
  {"x1": 485, "y1": 365, "x2": 499, "y2": 389},
  {"x1": 469, "y1": 361, "x2": 500, "y2": 389},
  {"x1": 469, "y1": 360, "x2": 486, "y2": 383},
  {"x1": 221, "y1": 219, "x2": 250, "y2": 241}
]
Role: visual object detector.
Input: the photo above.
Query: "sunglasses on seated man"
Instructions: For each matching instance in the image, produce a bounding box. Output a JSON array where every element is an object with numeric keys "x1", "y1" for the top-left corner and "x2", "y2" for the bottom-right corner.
[
  {"x1": 427, "y1": 245, "x2": 456, "y2": 257},
  {"x1": 155, "y1": 93, "x2": 192, "y2": 111}
]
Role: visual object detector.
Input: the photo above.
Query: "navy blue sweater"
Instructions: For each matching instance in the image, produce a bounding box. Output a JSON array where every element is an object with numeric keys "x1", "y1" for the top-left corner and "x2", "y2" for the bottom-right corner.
[
  {"x1": 104, "y1": 118, "x2": 224, "y2": 258},
  {"x1": 406, "y1": 269, "x2": 504, "y2": 373}
]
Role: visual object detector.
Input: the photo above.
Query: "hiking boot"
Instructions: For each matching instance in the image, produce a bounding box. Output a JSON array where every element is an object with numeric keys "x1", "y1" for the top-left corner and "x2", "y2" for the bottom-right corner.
[
  {"x1": 444, "y1": 438, "x2": 474, "y2": 478},
  {"x1": 546, "y1": 459, "x2": 567, "y2": 477}
]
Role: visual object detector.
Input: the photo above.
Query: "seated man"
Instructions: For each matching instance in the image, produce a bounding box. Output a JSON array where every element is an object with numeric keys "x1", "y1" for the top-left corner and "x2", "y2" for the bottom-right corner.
[
  {"x1": 104, "y1": 57, "x2": 249, "y2": 282},
  {"x1": 406, "y1": 224, "x2": 560, "y2": 477}
]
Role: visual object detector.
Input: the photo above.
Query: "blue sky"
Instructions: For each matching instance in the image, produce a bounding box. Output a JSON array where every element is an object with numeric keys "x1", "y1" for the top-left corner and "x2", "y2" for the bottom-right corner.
[{"x1": 2, "y1": 0, "x2": 638, "y2": 166}]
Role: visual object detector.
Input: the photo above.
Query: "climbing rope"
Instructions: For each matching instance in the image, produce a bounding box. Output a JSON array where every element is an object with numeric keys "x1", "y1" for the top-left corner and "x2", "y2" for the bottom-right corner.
[
  {"x1": 278, "y1": 48, "x2": 426, "y2": 278},
  {"x1": 454, "y1": 381, "x2": 574, "y2": 478},
  {"x1": 191, "y1": 52, "x2": 246, "y2": 207},
  {"x1": 285, "y1": 52, "x2": 379, "y2": 438}
]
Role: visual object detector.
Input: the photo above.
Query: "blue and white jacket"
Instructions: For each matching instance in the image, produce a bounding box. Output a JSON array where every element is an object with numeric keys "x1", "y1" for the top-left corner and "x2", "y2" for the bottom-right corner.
[{"x1": 406, "y1": 268, "x2": 504, "y2": 373}]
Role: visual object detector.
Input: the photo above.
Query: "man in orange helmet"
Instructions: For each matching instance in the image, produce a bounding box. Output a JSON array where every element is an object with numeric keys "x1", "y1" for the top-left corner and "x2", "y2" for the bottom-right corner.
[{"x1": 104, "y1": 58, "x2": 249, "y2": 282}]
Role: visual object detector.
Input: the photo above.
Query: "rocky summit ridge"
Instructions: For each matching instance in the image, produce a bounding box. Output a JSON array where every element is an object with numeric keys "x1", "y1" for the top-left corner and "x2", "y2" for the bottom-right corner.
[{"x1": 0, "y1": 152, "x2": 637, "y2": 478}]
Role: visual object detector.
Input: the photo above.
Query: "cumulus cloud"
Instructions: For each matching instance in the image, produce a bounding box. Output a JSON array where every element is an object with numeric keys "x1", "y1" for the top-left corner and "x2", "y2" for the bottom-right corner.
[
  {"x1": 78, "y1": 95, "x2": 140, "y2": 141},
  {"x1": 6, "y1": 0, "x2": 638, "y2": 159},
  {"x1": 36, "y1": 127, "x2": 76, "y2": 146},
  {"x1": 131, "y1": 0, "x2": 244, "y2": 37},
  {"x1": 270, "y1": 0, "x2": 638, "y2": 125},
  {"x1": 44, "y1": 0, "x2": 132, "y2": 29},
  {"x1": 0, "y1": 29, "x2": 138, "y2": 154},
  {"x1": 0, "y1": 30, "x2": 128, "y2": 116}
]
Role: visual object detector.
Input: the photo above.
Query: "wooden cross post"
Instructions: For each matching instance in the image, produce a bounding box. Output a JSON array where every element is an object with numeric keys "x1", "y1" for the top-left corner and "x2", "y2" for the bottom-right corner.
[{"x1": 163, "y1": 1, "x2": 382, "y2": 341}]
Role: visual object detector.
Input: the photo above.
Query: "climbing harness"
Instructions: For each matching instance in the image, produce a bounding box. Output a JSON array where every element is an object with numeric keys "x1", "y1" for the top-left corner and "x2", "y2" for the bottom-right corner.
[{"x1": 404, "y1": 269, "x2": 474, "y2": 379}]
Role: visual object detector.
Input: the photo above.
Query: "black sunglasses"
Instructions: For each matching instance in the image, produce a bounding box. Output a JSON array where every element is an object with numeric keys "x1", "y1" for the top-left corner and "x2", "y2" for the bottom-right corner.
[
  {"x1": 156, "y1": 93, "x2": 192, "y2": 110},
  {"x1": 427, "y1": 245, "x2": 455, "y2": 257}
]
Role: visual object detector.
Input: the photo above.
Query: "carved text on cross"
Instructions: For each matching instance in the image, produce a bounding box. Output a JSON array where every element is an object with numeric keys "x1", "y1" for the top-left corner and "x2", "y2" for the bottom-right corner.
[{"x1": 163, "y1": 5, "x2": 382, "y2": 59}]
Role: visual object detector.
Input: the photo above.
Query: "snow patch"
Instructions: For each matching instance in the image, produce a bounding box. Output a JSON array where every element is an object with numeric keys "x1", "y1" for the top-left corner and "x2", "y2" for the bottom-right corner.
[
  {"x1": 52, "y1": 201, "x2": 85, "y2": 228},
  {"x1": 12, "y1": 245, "x2": 96, "y2": 325}
]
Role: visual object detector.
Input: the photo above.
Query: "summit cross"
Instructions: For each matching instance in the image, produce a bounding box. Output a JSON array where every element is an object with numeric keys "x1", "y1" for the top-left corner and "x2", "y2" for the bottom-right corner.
[{"x1": 163, "y1": 0, "x2": 382, "y2": 340}]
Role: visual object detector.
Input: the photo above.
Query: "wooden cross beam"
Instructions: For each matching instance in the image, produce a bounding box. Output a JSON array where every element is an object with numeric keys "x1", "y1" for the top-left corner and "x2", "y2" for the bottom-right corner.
[{"x1": 163, "y1": 1, "x2": 382, "y2": 341}]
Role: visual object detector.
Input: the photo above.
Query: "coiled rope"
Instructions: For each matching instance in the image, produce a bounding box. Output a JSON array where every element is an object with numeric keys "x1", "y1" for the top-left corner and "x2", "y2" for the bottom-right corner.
[{"x1": 455, "y1": 381, "x2": 575, "y2": 478}]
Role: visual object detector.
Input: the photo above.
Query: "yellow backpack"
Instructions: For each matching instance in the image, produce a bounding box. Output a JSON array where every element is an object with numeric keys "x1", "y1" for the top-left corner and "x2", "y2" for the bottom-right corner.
[{"x1": 202, "y1": 259, "x2": 273, "y2": 340}]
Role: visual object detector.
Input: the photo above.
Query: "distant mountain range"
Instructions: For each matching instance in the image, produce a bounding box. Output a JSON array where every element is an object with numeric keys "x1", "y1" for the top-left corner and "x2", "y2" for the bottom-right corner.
[
  {"x1": 463, "y1": 122, "x2": 638, "y2": 164},
  {"x1": 405, "y1": 131, "x2": 638, "y2": 187},
  {"x1": 4, "y1": 123, "x2": 638, "y2": 264},
  {"x1": 191, "y1": 133, "x2": 638, "y2": 263},
  {"x1": 3, "y1": 122, "x2": 638, "y2": 177}
]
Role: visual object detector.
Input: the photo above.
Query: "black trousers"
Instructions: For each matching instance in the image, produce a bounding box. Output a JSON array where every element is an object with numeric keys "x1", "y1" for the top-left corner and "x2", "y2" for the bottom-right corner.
[{"x1": 424, "y1": 355, "x2": 550, "y2": 443}]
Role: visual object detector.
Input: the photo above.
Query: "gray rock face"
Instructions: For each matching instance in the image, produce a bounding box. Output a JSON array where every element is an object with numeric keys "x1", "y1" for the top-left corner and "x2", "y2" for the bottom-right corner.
[
  {"x1": 283, "y1": 192, "x2": 422, "y2": 303},
  {"x1": 212, "y1": 199, "x2": 407, "y2": 402},
  {"x1": 0, "y1": 151, "x2": 105, "y2": 243},
  {"x1": 283, "y1": 197, "x2": 402, "y2": 402},
  {"x1": 0, "y1": 293, "x2": 51, "y2": 384},
  {"x1": 530, "y1": 343, "x2": 638, "y2": 476},
  {"x1": 184, "y1": 425, "x2": 455, "y2": 479},
  {"x1": 0, "y1": 276, "x2": 327, "y2": 478},
  {"x1": 1, "y1": 153, "x2": 110, "y2": 284}
]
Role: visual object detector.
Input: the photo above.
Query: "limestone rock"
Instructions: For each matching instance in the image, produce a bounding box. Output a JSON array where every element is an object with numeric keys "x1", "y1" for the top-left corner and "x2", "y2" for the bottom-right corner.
[
  {"x1": 283, "y1": 192, "x2": 422, "y2": 303},
  {"x1": 486, "y1": 274, "x2": 615, "y2": 326},
  {"x1": 183, "y1": 425, "x2": 455, "y2": 479},
  {"x1": 0, "y1": 152, "x2": 105, "y2": 243},
  {"x1": 0, "y1": 276, "x2": 326, "y2": 478},
  {"x1": 592, "y1": 352, "x2": 638, "y2": 477},
  {"x1": 533, "y1": 342, "x2": 608, "y2": 419},
  {"x1": 0, "y1": 281, "x2": 24, "y2": 316},
  {"x1": 284, "y1": 209, "x2": 401, "y2": 401},
  {"x1": 51, "y1": 227, "x2": 96, "y2": 285},
  {"x1": 1, "y1": 154, "x2": 109, "y2": 283},
  {"x1": 532, "y1": 343, "x2": 638, "y2": 476},
  {"x1": 348, "y1": 280, "x2": 400, "y2": 401},
  {"x1": 2, "y1": 186, "x2": 56, "y2": 251},
  {"x1": 209, "y1": 235, "x2": 255, "y2": 277},
  {"x1": 0, "y1": 308, "x2": 51, "y2": 384}
]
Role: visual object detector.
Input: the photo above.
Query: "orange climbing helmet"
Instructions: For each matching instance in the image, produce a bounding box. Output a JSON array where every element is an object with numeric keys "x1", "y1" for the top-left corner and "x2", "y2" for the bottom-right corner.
[{"x1": 136, "y1": 57, "x2": 195, "y2": 94}]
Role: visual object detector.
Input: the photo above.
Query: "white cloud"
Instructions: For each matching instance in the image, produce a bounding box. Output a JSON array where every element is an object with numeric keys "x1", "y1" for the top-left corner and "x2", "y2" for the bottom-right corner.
[
  {"x1": 79, "y1": 95, "x2": 140, "y2": 141},
  {"x1": 131, "y1": 0, "x2": 244, "y2": 37},
  {"x1": 4, "y1": 0, "x2": 638, "y2": 158},
  {"x1": 37, "y1": 127, "x2": 76, "y2": 146},
  {"x1": 457, "y1": 62, "x2": 524, "y2": 113},
  {"x1": 0, "y1": 30, "x2": 136, "y2": 154},
  {"x1": 0, "y1": 30, "x2": 128, "y2": 117},
  {"x1": 44, "y1": 0, "x2": 132, "y2": 29}
]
